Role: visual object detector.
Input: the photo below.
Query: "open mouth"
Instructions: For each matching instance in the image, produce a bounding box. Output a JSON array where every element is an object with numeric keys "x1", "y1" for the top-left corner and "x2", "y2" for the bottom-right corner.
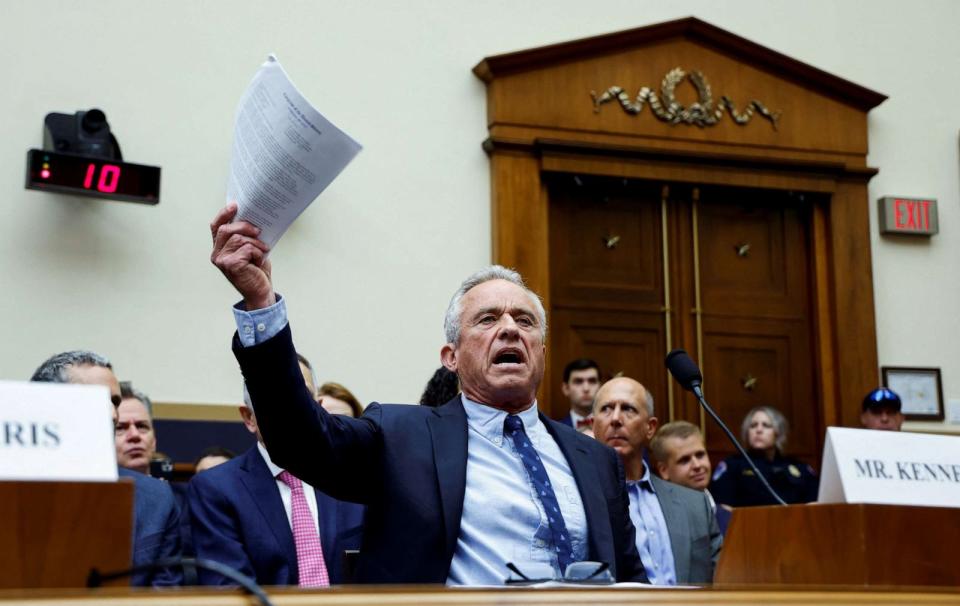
[{"x1": 493, "y1": 349, "x2": 524, "y2": 365}]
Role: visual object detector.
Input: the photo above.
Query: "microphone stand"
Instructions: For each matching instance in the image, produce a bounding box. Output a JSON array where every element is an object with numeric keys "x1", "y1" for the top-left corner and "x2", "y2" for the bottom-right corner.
[
  {"x1": 88, "y1": 557, "x2": 274, "y2": 606},
  {"x1": 691, "y1": 384, "x2": 787, "y2": 506}
]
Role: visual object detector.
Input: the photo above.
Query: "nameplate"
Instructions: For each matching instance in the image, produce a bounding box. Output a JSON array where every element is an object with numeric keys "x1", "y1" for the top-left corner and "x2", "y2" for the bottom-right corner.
[
  {"x1": 0, "y1": 381, "x2": 118, "y2": 481},
  {"x1": 819, "y1": 426, "x2": 960, "y2": 507}
]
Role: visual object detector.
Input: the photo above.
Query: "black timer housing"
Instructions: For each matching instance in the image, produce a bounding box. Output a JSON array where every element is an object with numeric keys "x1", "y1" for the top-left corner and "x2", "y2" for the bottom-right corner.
[
  {"x1": 25, "y1": 149, "x2": 161, "y2": 204},
  {"x1": 27, "y1": 108, "x2": 160, "y2": 204},
  {"x1": 44, "y1": 109, "x2": 122, "y2": 160}
]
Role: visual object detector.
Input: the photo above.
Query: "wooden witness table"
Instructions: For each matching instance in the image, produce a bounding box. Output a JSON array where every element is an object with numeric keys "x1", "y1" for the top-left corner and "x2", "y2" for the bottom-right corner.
[{"x1": 1, "y1": 585, "x2": 959, "y2": 606}]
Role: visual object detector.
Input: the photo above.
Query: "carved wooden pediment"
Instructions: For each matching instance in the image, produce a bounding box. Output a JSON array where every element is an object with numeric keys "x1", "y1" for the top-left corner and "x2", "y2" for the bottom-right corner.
[{"x1": 475, "y1": 17, "x2": 886, "y2": 162}]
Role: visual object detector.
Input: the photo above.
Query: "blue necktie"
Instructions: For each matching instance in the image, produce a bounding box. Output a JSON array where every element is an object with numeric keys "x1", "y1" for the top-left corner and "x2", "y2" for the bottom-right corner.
[{"x1": 504, "y1": 414, "x2": 574, "y2": 574}]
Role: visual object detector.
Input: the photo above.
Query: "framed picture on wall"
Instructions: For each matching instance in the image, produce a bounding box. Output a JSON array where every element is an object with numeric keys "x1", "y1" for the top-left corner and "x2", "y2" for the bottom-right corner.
[{"x1": 881, "y1": 366, "x2": 944, "y2": 421}]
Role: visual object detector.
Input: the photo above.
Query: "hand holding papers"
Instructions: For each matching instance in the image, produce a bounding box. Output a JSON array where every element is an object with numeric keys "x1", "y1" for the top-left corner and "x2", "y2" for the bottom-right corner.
[{"x1": 226, "y1": 54, "x2": 362, "y2": 248}]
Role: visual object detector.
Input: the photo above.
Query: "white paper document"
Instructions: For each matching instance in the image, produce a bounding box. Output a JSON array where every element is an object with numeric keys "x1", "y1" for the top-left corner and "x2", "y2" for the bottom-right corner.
[{"x1": 227, "y1": 54, "x2": 362, "y2": 248}]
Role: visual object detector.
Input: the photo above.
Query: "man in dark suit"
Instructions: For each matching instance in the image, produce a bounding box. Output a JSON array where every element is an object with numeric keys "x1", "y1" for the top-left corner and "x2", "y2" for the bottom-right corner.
[
  {"x1": 209, "y1": 203, "x2": 646, "y2": 585},
  {"x1": 31, "y1": 351, "x2": 182, "y2": 587},
  {"x1": 556, "y1": 358, "x2": 601, "y2": 432},
  {"x1": 188, "y1": 390, "x2": 364, "y2": 586},
  {"x1": 592, "y1": 377, "x2": 721, "y2": 585},
  {"x1": 118, "y1": 466, "x2": 184, "y2": 586}
]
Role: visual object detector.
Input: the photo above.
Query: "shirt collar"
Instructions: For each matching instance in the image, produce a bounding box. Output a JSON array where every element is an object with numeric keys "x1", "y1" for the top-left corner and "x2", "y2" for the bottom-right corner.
[
  {"x1": 461, "y1": 394, "x2": 540, "y2": 443},
  {"x1": 627, "y1": 462, "x2": 657, "y2": 493},
  {"x1": 256, "y1": 441, "x2": 284, "y2": 479},
  {"x1": 705, "y1": 489, "x2": 717, "y2": 511},
  {"x1": 569, "y1": 409, "x2": 591, "y2": 424}
]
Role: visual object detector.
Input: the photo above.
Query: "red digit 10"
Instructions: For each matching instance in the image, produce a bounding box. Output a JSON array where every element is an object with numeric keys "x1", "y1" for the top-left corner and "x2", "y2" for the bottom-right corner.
[{"x1": 83, "y1": 163, "x2": 121, "y2": 193}]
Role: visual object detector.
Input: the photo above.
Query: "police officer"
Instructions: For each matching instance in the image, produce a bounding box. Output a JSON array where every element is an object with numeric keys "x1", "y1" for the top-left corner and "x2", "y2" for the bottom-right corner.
[{"x1": 710, "y1": 406, "x2": 818, "y2": 507}]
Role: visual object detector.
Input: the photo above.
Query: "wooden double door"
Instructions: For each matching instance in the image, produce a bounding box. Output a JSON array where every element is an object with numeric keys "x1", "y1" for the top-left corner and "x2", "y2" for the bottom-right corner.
[{"x1": 547, "y1": 174, "x2": 820, "y2": 465}]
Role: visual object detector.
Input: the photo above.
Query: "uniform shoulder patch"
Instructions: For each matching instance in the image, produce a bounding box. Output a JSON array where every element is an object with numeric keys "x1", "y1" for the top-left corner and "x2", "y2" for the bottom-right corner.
[{"x1": 712, "y1": 461, "x2": 727, "y2": 481}]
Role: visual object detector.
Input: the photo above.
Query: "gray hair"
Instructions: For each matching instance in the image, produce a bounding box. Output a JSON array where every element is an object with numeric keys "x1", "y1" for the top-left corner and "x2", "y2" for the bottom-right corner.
[
  {"x1": 242, "y1": 382, "x2": 253, "y2": 409},
  {"x1": 741, "y1": 405, "x2": 789, "y2": 452},
  {"x1": 642, "y1": 386, "x2": 655, "y2": 417},
  {"x1": 120, "y1": 382, "x2": 153, "y2": 419},
  {"x1": 443, "y1": 265, "x2": 548, "y2": 344},
  {"x1": 31, "y1": 350, "x2": 113, "y2": 383}
]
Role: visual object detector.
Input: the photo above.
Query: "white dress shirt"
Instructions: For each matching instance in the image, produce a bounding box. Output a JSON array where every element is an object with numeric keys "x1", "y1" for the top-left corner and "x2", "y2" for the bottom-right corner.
[{"x1": 447, "y1": 396, "x2": 587, "y2": 585}]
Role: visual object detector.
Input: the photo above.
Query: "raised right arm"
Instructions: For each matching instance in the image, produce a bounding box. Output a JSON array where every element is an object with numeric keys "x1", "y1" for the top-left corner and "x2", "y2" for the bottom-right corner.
[
  {"x1": 210, "y1": 203, "x2": 383, "y2": 503},
  {"x1": 233, "y1": 323, "x2": 383, "y2": 503}
]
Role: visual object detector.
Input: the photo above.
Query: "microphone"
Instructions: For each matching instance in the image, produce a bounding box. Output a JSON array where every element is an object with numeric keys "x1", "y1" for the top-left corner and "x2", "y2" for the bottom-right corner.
[
  {"x1": 664, "y1": 349, "x2": 786, "y2": 506},
  {"x1": 665, "y1": 349, "x2": 703, "y2": 396}
]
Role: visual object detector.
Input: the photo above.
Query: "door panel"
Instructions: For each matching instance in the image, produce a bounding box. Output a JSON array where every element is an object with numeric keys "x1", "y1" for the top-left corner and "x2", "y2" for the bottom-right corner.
[
  {"x1": 700, "y1": 318, "x2": 817, "y2": 462},
  {"x1": 547, "y1": 176, "x2": 820, "y2": 466},
  {"x1": 696, "y1": 187, "x2": 818, "y2": 465},
  {"x1": 549, "y1": 179, "x2": 664, "y2": 310},
  {"x1": 698, "y1": 191, "x2": 809, "y2": 319},
  {"x1": 551, "y1": 308, "x2": 669, "y2": 419}
]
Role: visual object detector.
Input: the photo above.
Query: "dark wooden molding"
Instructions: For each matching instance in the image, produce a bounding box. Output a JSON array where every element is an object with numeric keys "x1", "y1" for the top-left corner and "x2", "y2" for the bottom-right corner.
[
  {"x1": 474, "y1": 17, "x2": 887, "y2": 111},
  {"x1": 483, "y1": 136, "x2": 879, "y2": 183}
]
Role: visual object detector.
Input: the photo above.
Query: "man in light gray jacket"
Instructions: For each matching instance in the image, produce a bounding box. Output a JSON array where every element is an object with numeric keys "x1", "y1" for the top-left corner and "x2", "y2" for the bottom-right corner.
[{"x1": 592, "y1": 377, "x2": 721, "y2": 585}]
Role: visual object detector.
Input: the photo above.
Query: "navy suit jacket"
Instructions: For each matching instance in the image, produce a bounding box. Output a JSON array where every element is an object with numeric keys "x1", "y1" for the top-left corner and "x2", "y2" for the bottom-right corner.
[
  {"x1": 118, "y1": 467, "x2": 183, "y2": 587},
  {"x1": 557, "y1": 413, "x2": 574, "y2": 428},
  {"x1": 714, "y1": 504, "x2": 732, "y2": 536},
  {"x1": 187, "y1": 445, "x2": 364, "y2": 585},
  {"x1": 235, "y1": 324, "x2": 646, "y2": 584}
]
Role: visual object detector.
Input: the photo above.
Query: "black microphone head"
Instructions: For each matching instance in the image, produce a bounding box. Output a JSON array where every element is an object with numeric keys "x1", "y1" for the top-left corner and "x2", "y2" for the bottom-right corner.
[{"x1": 665, "y1": 349, "x2": 703, "y2": 392}]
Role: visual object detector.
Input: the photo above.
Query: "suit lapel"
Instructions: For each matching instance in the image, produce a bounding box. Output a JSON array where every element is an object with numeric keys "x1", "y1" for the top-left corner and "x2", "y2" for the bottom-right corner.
[
  {"x1": 426, "y1": 396, "x2": 468, "y2": 563},
  {"x1": 240, "y1": 447, "x2": 298, "y2": 579},
  {"x1": 542, "y1": 415, "x2": 612, "y2": 565},
  {"x1": 651, "y1": 475, "x2": 689, "y2": 583},
  {"x1": 314, "y1": 489, "x2": 338, "y2": 571}
]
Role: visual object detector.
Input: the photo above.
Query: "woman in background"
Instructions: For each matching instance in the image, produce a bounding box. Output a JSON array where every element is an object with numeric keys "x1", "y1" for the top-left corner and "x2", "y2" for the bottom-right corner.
[
  {"x1": 710, "y1": 405, "x2": 818, "y2": 507},
  {"x1": 318, "y1": 381, "x2": 364, "y2": 418}
]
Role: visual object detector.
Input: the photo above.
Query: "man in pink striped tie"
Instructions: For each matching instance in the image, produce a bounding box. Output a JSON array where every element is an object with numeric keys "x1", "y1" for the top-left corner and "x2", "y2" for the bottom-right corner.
[{"x1": 188, "y1": 382, "x2": 365, "y2": 587}]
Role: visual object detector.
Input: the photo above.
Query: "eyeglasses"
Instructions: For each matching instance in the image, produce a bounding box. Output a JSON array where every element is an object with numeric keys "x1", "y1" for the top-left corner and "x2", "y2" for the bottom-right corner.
[{"x1": 505, "y1": 561, "x2": 614, "y2": 585}]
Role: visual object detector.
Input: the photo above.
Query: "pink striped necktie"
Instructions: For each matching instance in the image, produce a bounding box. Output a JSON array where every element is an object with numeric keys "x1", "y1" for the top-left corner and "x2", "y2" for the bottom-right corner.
[{"x1": 277, "y1": 470, "x2": 330, "y2": 587}]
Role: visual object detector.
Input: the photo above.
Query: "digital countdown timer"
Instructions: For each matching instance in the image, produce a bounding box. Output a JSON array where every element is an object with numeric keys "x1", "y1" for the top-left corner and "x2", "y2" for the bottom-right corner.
[{"x1": 25, "y1": 149, "x2": 161, "y2": 204}]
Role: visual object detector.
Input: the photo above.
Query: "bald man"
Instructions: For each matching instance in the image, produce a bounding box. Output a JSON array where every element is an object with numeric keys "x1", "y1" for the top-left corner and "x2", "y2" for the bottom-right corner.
[{"x1": 592, "y1": 377, "x2": 721, "y2": 585}]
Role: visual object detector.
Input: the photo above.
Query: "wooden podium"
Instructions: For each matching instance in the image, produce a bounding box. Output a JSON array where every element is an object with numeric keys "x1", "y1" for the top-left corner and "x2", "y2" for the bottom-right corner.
[
  {"x1": 715, "y1": 503, "x2": 960, "y2": 587},
  {"x1": 0, "y1": 481, "x2": 134, "y2": 589}
]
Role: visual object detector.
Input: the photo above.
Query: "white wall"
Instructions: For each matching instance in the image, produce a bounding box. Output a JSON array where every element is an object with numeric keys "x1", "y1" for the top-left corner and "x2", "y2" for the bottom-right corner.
[{"x1": 1, "y1": 1, "x2": 958, "y2": 425}]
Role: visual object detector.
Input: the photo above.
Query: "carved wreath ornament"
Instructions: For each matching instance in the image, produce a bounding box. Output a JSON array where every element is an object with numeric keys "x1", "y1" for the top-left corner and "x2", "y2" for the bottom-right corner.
[{"x1": 591, "y1": 67, "x2": 781, "y2": 130}]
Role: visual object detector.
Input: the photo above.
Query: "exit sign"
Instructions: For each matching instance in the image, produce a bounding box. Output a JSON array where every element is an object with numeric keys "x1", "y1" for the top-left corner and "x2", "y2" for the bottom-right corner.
[{"x1": 878, "y1": 196, "x2": 938, "y2": 235}]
